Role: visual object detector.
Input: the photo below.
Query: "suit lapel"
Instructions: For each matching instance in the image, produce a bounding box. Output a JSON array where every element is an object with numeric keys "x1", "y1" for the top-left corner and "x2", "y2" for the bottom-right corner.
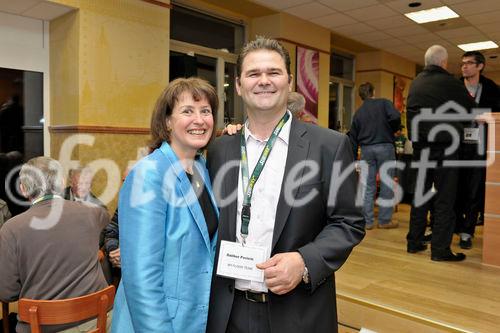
[
  {"x1": 223, "y1": 134, "x2": 241, "y2": 242},
  {"x1": 272, "y1": 119, "x2": 310, "y2": 250}
]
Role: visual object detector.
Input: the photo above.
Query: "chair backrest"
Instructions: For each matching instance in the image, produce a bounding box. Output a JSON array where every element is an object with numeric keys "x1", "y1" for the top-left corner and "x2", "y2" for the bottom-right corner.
[
  {"x1": 2, "y1": 301, "x2": 9, "y2": 333},
  {"x1": 18, "y1": 285, "x2": 115, "y2": 333}
]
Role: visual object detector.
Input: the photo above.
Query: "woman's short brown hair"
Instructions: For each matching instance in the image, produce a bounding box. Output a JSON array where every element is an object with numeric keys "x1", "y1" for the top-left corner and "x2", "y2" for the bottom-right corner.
[{"x1": 149, "y1": 77, "x2": 218, "y2": 152}]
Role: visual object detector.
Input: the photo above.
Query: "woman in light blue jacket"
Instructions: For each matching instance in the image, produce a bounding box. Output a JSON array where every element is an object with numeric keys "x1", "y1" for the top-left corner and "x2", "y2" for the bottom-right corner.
[{"x1": 111, "y1": 78, "x2": 219, "y2": 333}]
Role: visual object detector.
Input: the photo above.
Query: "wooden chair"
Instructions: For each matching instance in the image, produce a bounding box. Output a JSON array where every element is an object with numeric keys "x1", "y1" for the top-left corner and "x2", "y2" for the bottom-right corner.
[
  {"x1": 18, "y1": 285, "x2": 115, "y2": 333},
  {"x1": 2, "y1": 301, "x2": 9, "y2": 333}
]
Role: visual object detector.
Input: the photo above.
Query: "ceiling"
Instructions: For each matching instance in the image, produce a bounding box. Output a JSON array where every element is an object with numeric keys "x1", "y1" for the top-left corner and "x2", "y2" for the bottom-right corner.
[
  {"x1": 1, "y1": 0, "x2": 498, "y2": 74},
  {"x1": 250, "y1": 0, "x2": 500, "y2": 74},
  {"x1": 0, "y1": 0, "x2": 73, "y2": 20}
]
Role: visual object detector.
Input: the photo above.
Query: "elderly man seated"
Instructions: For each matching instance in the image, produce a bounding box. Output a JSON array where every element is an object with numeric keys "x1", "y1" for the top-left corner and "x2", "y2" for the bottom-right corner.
[
  {"x1": 64, "y1": 166, "x2": 106, "y2": 208},
  {"x1": 0, "y1": 198, "x2": 11, "y2": 229},
  {"x1": 0, "y1": 156, "x2": 110, "y2": 333}
]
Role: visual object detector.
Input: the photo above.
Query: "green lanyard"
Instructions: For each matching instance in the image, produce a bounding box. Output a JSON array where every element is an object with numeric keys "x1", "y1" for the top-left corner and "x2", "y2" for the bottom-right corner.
[
  {"x1": 31, "y1": 194, "x2": 61, "y2": 206},
  {"x1": 240, "y1": 111, "x2": 290, "y2": 244}
]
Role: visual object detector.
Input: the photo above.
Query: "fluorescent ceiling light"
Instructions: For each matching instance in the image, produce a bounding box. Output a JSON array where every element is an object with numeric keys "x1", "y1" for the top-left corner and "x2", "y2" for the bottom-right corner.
[
  {"x1": 458, "y1": 41, "x2": 499, "y2": 51},
  {"x1": 405, "y1": 6, "x2": 459, "y2": 24}
]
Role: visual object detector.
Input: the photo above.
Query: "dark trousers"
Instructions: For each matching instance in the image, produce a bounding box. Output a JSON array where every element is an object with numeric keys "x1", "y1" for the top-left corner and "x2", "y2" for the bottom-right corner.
[
  {"x1": 227, "y1": 291, "x2": 271, "y2": 333},
  {"x1": 454, "y1": 146, "x2": 486, "y2": 236},
  {"x1": 407, "y1": 148, "x2": 459, "y2": 256}
]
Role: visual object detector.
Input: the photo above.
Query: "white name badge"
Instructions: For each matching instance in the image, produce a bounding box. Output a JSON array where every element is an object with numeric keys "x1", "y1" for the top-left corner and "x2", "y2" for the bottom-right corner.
[
  {"x1": 216, "y1": 240, "x2": 266, "y2": 282},
  {"x1": 464, "y1": 127, "x2": 479, "y2": 142}
]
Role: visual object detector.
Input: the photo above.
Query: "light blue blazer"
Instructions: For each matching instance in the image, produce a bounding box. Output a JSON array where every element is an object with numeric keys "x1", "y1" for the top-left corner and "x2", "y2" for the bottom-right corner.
[{"x1": 111, "y1": 142, "x2": 219, "y2": 333}]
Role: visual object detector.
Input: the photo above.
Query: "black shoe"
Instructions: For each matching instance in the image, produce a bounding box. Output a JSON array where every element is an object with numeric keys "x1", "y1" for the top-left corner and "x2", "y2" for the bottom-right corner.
[
  {"x1": 459, "y1": 238, "x2": 472, "y2": 249},
  {"x1": 476, "y1": 215, "x2": 484, "y2": 225},
  {"x1": 407, "y1": 243, "x2": 427, "y2": 253},
  {"x1": 431, "y1": 252, "x2": 466, "y2": 262},
  {"x1": 422, "y1": 233, "x2": 432, "y2": 245}
]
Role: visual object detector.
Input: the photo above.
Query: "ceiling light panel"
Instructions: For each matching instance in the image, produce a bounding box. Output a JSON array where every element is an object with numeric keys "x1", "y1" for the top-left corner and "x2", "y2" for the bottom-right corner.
[
  {"x1": 458, "y1": 41, "x2": 499, "y2": 51},
  {"x1": 405, "y1": 6, "x2": 459, "y2": 24}
]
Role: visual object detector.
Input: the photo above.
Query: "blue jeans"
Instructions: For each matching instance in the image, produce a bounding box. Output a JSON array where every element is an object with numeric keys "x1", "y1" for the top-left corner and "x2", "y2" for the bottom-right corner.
[{"x1": 360, "y1": 143, "x2": 396, "y2": 226}]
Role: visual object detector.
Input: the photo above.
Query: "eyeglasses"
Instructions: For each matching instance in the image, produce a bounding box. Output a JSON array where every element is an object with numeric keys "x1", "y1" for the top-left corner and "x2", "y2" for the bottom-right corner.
[{"x1": 461, "y1": 61, "x2": 478, "y2": 67}]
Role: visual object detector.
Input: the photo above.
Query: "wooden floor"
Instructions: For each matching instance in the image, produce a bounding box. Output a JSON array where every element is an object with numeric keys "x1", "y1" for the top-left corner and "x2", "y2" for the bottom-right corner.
[
  {"x1": 3, "y1": 204, "x2": 499, "y2": 332},
  {"x1": 336, "y1": 204, "x2": 500, "y2": 333}
]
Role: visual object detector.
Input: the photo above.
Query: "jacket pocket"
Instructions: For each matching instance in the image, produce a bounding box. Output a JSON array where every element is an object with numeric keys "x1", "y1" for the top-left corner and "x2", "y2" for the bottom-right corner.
[{"x1": 165, "y1": 297, "x2": 179, "y2": 320}]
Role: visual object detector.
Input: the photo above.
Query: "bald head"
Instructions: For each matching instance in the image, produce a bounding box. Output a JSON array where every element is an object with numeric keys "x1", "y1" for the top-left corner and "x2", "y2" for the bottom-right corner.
[{"x1": 424, "y1": 45, "x2": 448, "y2": 69}]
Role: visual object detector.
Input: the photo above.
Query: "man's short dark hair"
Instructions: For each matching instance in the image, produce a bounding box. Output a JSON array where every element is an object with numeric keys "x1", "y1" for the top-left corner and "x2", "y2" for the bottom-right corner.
[
  {"x1": 359, "y1": 82, "x2": 374, "y2": 100},
  {"x1": 236, "y1": 37, "x2": 291, "y2": 79},
  {"x1": 463, "y1": 51, "x2": 486, "y2": 72},
  {"x1": 463, "y1": 51, "x2": 485, "y2": 65}
]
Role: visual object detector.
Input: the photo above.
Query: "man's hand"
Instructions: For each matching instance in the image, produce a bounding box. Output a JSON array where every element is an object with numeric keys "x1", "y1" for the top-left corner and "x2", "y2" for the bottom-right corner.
[
  {"x1": 109, "y1": 248, "x2": 121, "y2": 268},
  {"x1": 256, "y1": 252, "x2": 305, "y2": 295},
  {"x1": 475, "y1": 112, "x2": 493, "y2": 124},
  {"x1": 222, "y1": 124, "x2": 242, "y2": 136}
]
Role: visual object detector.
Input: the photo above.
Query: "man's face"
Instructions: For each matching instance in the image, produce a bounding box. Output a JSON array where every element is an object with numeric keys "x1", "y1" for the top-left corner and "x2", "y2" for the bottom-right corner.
[
  {"x1": 71, "y1": 173, "x2": 91, "y2": 199},
  {"x1": 461, "y1": 56, "x2": 483, "y2": 79},
  {"x1": 236, "y1": 49, "x2": 292, "y2": 113}
]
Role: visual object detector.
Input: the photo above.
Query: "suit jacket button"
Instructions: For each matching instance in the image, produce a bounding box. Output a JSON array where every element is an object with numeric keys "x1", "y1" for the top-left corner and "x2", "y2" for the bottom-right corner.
[{"x1": 228, "y1": 285, "x2": 234, "y2": 293}]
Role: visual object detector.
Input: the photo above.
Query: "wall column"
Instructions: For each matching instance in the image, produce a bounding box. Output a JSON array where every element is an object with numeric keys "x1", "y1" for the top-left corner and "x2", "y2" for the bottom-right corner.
[{"x1": 49, "y1": 0, "x2": 171, "y2": 211}]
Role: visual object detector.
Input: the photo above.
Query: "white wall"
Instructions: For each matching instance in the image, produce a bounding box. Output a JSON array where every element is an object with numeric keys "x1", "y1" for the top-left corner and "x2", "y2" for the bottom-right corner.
[{"x1": 0, "y1": 11, "x2": 50, "y2": 155}]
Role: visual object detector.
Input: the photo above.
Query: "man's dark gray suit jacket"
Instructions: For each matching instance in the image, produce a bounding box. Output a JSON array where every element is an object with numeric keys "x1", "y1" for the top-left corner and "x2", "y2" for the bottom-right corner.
[{"x1": 206, "y1": 118, "x2": 365, "y2": 333}]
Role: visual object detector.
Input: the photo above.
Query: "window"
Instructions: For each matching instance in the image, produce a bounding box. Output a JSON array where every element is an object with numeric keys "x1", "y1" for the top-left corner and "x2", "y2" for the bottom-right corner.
[
  {"x1": 330, "y1": 53, "x2": 354, "y2": 81},
  {"x1": 170, "y1": 6, "x2": 244, "y2": 54},
  {"x1": 0, "y1": 67, "x2": 43, "y2": 157},
  {"x1": 0, "y1": 67, "x2": 43, "y2": 215},
  {"x1": 329, "y1": 53, "x2": 355, "y2": 132},
  {"x1": 170, "y1": 6, "x2": 245, "y2": 127}
]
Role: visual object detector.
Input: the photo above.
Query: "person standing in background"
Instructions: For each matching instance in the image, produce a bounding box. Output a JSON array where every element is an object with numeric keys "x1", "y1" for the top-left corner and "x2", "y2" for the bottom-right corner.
[
  {"x1": 406, "y1": 45, "x2": 475, "y2": 261},
  {"x1": 455, "y1": 51, "x2": 500, "y2": 249},
  {"x1": 349, "y1": 82, "x2": 401, "y2": 230}
]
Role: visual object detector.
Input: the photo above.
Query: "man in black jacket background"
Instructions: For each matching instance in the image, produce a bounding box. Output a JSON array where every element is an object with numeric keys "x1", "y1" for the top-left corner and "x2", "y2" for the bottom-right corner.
[
  {"x1": 455, "y1": 51, "x2": 500, "y2": 249},
  {"x1": 406, "y1": 45, "x2": 475, "y2": 261}
]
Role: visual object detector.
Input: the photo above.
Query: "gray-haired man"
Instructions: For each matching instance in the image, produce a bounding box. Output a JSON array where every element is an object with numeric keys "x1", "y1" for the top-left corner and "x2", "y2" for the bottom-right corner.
[
  {"x1": 406, "y1": 45, "x2": 475, "y2": 261},
  {"x1": 0, "y1": 156, "x2": 110, "y2": 333}
]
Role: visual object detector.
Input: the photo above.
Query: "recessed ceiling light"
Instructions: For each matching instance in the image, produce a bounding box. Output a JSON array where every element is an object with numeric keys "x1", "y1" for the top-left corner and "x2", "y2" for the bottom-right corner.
[
  {"x1": 405, "y1": 6, "x2": 459, "y2": 24},
  {"x1": 408, "y1": 2, "x2": 422, "y2": 8},
  {"x1": 458, "y1": 41, "x2": 499, "y2": 51}
]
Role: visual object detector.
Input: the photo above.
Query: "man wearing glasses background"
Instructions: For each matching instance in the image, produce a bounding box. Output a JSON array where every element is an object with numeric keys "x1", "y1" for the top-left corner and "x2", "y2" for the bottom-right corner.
[
  {"x1": 455, "y1": 51, "x2": 500, "y2": 250},
  {"x1": 461, "y1": 51, "x2": 499, "y2": 113}
]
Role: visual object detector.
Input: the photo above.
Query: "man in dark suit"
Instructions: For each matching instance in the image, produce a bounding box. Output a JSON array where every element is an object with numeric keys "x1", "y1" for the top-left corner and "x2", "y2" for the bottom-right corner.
[{"x1": 207, "y1": 37, "x2": 365, "y2": 333}]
